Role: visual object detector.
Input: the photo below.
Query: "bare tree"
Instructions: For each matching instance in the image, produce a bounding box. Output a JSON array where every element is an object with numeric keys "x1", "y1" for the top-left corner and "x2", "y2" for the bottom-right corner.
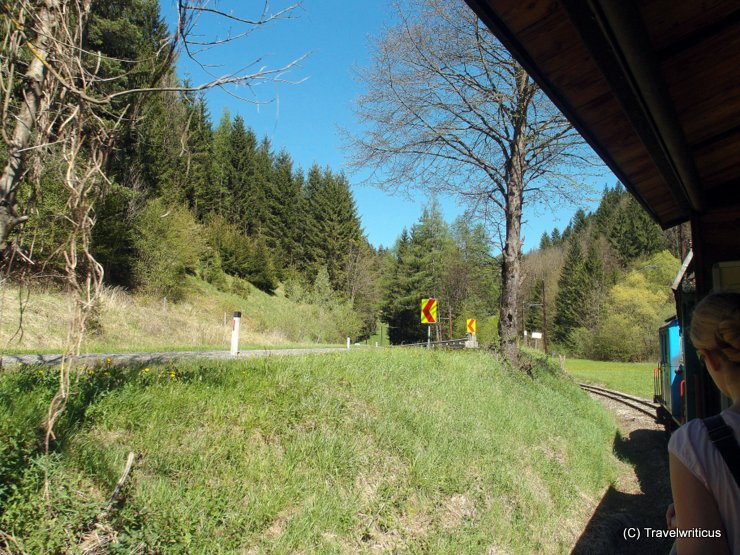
[{"x1": 348, "y1": 0, "x2": 595, "y2": 361}]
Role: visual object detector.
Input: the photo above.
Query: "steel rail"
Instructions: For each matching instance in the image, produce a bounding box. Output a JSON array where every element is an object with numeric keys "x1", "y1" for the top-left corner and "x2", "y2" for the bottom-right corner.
[{"x1": 578, "y1": 382, "x2": 659, "y2": 419}]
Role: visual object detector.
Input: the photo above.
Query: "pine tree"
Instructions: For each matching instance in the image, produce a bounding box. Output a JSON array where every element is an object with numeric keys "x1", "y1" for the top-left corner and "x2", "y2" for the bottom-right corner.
[
  {"x1": 86, "y1": 0, "x2": 175, "y2": 285},
  {"x1": 608, "y1": 194, "x2": 667, "y2": 264},
  {"x1": 449, "y1": 218, "x2": 499, "y2": 318},
  {"x1": 245, "y1": 235, "x2": 278, "y2": 294},
  {"x1": 182, "y1": 91, "x2": 214, "y2": 219},
  {"x1": 526, "y1": 278, "x2": 545, "y2": 333},
  {"x1": 539, "y1": 232, "x2": 552, "y2": 250},
  {"x1": 382, "y1": 203, "x2": 451, "y2": 343},
  {"x1": 571, "y1": 209, "x2": 588, "y2": 236},
  {"x1": 246, "y1": 136, "x2": 275, "y2": 237},
  {"x1": 301, "y1": 164, "x2": 326, "y2": 272},
  {"x1": 593, "y1": 184, "x2": 625, "y2": 235},
  {"x1": 270, "y1": 151, "x2": 304, "y2": 272},
  {"x1": 135, "y1": 86, "x2": 190, "y2": 201},
  {"x1": 581, "y1": 240, "x2": 606, "y2": 329},
  {"x1": 227, "y1": 116, "x2": 258, "y2": 232},
  {"x1": 302, "y1": 166, "x2": 363, "y2": 289},
  {"x1": 383, "y1": 229, "x2": 426, "y2": 344},
  {"x1": 553, "y1": 240, "x2": 588, "y2": 344}
]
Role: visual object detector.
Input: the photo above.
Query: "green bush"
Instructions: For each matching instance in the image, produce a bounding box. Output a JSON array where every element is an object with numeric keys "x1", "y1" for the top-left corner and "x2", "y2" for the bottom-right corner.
[
  {"x1": 203, "y1": 215, "x2": 278, "y2": 294},
  {"x1": 562, "y1": 250, "x2": 679, "y2": 361},
  {"x1": 477, "y1": 313, "x2": 500, "y2": 347},
  {"x1": 133, "y1": 198, "x2": 204, "y2": 300}
]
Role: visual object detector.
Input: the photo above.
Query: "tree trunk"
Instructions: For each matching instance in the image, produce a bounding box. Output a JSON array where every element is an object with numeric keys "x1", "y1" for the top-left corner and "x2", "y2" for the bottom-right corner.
[
  {"x1": 498, "y1": 68, "x2": 530, "y2": 363},
  {"x1": 0, "y1": 0, "x2": 60, "y2": 250},
  {"x1": 499, "y1": 182, "x2": 523, "y2": 361}
]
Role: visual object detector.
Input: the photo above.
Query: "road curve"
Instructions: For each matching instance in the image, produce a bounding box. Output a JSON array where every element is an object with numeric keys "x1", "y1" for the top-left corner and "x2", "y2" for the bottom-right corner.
[{"x1": 1, "y1": 347, "x2": 349, "y2": 368}]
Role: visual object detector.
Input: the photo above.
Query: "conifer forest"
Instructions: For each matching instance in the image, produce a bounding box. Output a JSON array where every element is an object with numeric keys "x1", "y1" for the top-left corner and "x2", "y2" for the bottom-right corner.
[{"x1": 0, "y1": 0, "x2": 687, "y2": 362}]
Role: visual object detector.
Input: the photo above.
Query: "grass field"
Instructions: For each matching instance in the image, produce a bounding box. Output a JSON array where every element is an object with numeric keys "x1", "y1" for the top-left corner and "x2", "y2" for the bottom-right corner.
[
  {"x1": 0, "y1": 350, "x2": 620, "y2": 553},
  {"x1": 564, "y1": 358, "x2": 656, "y2": 399}
]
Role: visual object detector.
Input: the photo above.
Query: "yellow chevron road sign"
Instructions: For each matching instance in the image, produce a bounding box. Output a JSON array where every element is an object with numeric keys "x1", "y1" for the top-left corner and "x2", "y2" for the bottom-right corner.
[{"x1": 421, "y1": 298, "x2": 437, "y2": 324}]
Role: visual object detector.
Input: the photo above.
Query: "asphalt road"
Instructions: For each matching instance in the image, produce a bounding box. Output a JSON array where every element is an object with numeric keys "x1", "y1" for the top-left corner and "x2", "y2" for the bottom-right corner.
[{"x1": 0, "y1": 347, "x2": 350, "y2": 368}]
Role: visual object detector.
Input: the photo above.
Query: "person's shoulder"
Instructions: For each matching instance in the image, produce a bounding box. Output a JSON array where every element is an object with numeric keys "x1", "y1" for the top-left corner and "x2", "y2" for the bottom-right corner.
[
  {"x1": 668, "y1": 418, "x2": 713, "y2": 488},
  {"x1": 720, "y1": 408, "x2": 740, "y2": 425},
  {"x1": 668, "y1": 418, "x2": 707, "y2": 452}
]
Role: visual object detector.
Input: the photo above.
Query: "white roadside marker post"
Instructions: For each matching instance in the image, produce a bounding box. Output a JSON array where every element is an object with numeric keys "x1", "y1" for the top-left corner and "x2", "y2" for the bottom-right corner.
[
  {"x1": 346, "y1": 337, "x2": 350, "y2": 351},
  {"x1": 231, "y1": 311, "x2": 241, "y2": 356}
]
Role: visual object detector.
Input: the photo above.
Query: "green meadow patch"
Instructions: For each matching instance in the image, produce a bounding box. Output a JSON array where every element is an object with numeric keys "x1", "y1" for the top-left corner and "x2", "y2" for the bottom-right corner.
[
  {"x1": 1, "y1": 350, "x2": 619, "y2": 553},
  {"x1": 564, "y1": 358, "x2": 655, "y2": 399}
]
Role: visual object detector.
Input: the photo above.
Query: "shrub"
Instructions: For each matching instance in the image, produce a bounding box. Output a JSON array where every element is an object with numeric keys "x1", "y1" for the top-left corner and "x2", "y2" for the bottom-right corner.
[
  {"x1": 203, "y1": 215, "x2": 278, "y2": 294},
  {"x1": 477, "y1": 313, "x2": 500, "y2": 347},
  {"x1": 133, "y1": 198, "x2": 203, "y2": 300}
]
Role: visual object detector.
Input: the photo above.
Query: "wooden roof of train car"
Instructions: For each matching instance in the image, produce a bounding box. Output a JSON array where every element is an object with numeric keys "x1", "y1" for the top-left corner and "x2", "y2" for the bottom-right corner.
[{"x1": 463, "y1": 0, "x2": 740, "y2": 232}]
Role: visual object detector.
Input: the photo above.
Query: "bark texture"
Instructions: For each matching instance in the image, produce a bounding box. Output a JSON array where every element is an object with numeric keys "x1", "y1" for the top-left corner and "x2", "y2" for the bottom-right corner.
[{"x1": 0, "y1": 0, "x2": 60, "y2": 249}]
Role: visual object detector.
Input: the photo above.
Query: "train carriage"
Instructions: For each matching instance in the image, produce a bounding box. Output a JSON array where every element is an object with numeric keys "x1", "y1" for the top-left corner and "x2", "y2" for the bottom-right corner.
[{"x1": 655, "y1": 318, "x2": 683, "y2": 428}]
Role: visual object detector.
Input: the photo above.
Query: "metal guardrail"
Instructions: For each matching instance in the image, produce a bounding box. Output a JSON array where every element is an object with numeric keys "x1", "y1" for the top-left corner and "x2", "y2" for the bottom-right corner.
[{"x1": 397, "y1": 338, "x2": 469, "y2": 349}]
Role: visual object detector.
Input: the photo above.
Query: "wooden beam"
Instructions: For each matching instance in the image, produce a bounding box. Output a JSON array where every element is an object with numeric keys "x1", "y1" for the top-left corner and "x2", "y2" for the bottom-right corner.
[{"x1": 559, "y1": 0, "x2": 705, "y2": 214}]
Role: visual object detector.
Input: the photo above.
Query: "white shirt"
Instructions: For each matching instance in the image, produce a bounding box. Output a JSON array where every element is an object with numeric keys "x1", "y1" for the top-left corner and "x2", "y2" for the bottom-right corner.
[{"x1": 668, "y1": 409, "x2": 740, "y2": 554}]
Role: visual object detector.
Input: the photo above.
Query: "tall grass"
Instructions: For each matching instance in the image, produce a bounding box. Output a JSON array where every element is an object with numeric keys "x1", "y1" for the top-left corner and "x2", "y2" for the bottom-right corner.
[
  {"x1": 0, "y1": 350, "x2": 619, "y2": 553},
  {"x1": 0, "y1": 277, "x2": 346, "y2": 354}
]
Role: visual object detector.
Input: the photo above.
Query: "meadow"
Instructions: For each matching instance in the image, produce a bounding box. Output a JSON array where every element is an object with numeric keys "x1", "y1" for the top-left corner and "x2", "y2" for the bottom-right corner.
[
  {"x1": 563, "y1": 358, "x2": 655, "y2": 399},
  {"x1": 0, "y1": 350, "x2": 621, "y2": 553}
]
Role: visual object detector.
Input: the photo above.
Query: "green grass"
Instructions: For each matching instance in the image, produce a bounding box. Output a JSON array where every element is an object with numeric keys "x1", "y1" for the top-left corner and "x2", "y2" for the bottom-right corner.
[
  {"x1": 1, "y1": 343, "x2": 344, "y2": 356},
  {"x1": 564, "y1": 358, "x2": 656, "y2": 399},
  {"x1": 0, "y1": 350, "x2": 619, "y2": 554},
  {"x1": 364, "y1": 320, "x2": 390, "y2": 347},
  {"x1": 0, "y1": 277, "x2": 353, "y2": 355}
]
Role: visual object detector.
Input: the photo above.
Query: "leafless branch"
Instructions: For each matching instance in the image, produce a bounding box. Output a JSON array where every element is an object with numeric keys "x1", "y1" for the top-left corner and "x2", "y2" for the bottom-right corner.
[{"x1": 345, "y1": 0, "x2": 601, "y2": 359}]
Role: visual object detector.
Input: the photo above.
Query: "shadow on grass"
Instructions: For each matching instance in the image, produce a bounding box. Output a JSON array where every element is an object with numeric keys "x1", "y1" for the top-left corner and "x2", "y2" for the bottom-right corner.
[{"x1": 571, "y1": 428, "x2": 673, "y2": 555}]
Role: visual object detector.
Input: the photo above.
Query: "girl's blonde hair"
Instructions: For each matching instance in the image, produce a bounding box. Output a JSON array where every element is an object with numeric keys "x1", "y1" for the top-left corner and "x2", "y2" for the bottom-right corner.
[{"x1": 690, "y1": 292, "x2": 740, "y2": 365}]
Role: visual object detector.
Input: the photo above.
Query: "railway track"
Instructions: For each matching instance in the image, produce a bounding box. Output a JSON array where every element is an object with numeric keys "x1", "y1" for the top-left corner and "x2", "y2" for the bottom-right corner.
[{"x1": 578, "y1": 383, "x2": 659, "y2": 419}]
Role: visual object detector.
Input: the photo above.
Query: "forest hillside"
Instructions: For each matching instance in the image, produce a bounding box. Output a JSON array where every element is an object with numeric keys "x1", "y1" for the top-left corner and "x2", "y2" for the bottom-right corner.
[{"x1": 520, "y1": 185, "x2": 688, "y2": 361}]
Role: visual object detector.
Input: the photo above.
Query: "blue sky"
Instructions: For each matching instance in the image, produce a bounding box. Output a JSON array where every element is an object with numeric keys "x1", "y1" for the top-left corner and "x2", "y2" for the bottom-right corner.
[{"x1": 160, "y1": 0, "x2": 614, "y2": 251}]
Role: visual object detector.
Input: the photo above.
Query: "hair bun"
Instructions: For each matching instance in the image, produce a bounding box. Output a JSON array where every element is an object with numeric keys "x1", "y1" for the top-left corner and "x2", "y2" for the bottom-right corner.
[{"x1": 717, "y1": 312, "x2": 740, "y2": 362}]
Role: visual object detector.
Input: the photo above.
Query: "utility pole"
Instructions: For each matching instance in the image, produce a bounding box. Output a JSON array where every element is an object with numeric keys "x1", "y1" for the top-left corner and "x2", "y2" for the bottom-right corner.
[{"x1": 542, "y1": 280, "x2": 549, "y2": 355}]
